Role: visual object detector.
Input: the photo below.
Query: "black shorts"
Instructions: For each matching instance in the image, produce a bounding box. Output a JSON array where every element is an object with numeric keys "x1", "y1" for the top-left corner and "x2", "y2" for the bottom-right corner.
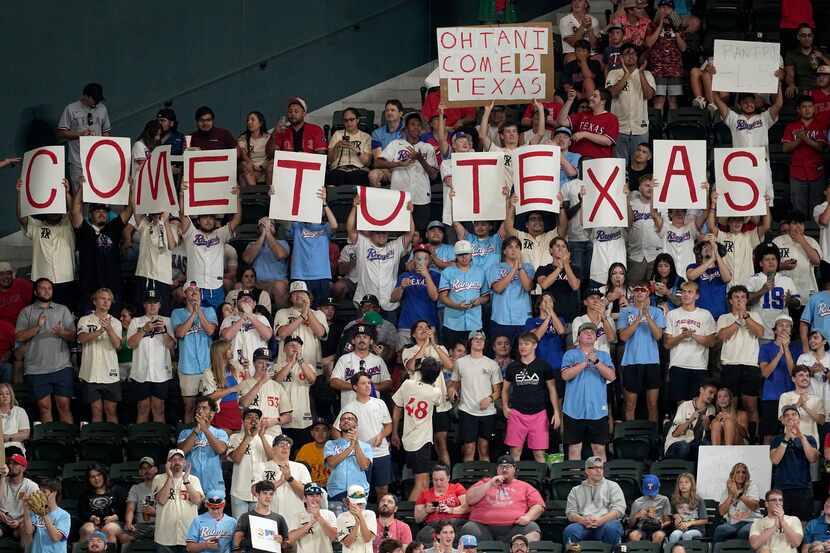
[
  {"x1": 82, "y1": 381, "x2": 122, "y2": 403},
  {"x1": 407, "y1": 443, "x2": 433, "y2": 473},
  {"x1": 669, "y1": 367, "x2": 706, "y2": 403},
  {"x1": 458, "y1": 411, "x2": 496, "y2": 442},
  {"x1": 622, "y1": 363, "x2": 661, "y2": 394},
  {"x1": 433, "y1": 410, "x2": 451, "y2": 433},
  {"x1": 27, "y1": 367, "x2": 74, "y2": 400},
  {"x1": 563, "y1": 413, "x2": 609, "y2": 445},
  {"x1": 721, "y1": 364, "x2": 762, "y2": 397},
  {"x1": 129, "y1": 379, "x2": 172, "y2": 401},
  {"x1": 760, "y1": 399, "x2": 783, "y2": 437}
]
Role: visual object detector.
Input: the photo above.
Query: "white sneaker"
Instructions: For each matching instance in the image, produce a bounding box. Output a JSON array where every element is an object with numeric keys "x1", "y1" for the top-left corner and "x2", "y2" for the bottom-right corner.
[
  {"x1": 707, "y1": 101, "x2": 719, "y2": 113},
  {"x1": 692, "y1": 96, "x2": 707, "y2": 110}
]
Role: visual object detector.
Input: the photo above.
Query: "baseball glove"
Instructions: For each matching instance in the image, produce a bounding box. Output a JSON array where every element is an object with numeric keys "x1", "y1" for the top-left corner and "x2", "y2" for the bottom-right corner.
[{"x1": 26, "y1": 490, "x2": 49, "y2": 516}]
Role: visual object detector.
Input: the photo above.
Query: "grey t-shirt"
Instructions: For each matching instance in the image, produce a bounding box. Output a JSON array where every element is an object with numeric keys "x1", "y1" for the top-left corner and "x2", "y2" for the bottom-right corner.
[
  {"x1": 15, "y1": 302, "x2": 74, "y2": 375},
  {"x1": 127, "y1": 481, "x2": 156, "y2": 524},
  {"x1": 56, "y1": 100, "x2": 112, "y2": 167},
  {"x1": 630, "y1": 494, "x2": 672, "y2": 522},
  {"x1": 235, "y1": 511, "x2": 289, "y2": 553}
]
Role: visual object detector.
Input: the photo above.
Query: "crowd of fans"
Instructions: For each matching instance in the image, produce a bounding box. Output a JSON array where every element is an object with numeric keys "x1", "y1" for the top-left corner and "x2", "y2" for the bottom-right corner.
[{"x1": 3, "y1": 0, "x2": 830, "y2": 552}]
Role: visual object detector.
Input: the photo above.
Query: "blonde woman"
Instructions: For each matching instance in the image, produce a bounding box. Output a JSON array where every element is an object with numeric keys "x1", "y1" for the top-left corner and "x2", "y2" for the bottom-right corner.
[
  {"x1": 0, "y1": 383, "x2": 30, "y2": 453},
  {"x1": 669, "y1": 473, "x2": 707, "y2": 543},
  {"x1": 713, "y1": 463, "x2": 761, "y2": 542},
  {"x1": 199, "y1": 340, "x2": 245, "y2": 431},
  {"x1": 710, "y1": 387, "x2": 749, "y2": 445}
]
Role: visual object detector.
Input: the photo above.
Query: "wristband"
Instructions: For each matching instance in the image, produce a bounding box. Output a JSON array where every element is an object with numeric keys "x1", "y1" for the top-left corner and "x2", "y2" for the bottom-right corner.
[{"x1": 287, "y1": 476, "x2": 295, "y2": 483}]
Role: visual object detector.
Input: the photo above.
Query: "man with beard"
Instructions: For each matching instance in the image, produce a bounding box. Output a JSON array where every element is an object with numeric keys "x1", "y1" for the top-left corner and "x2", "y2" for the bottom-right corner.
[
  {"x1": 153, "y1": 449, "x2": 205, "y2": 551},
  {"x1": 331, "y1": 325, "x2": 391, "y2": 408},
  {"x1": 16, "y1": 179, "x2": 76, "y2": 308},
  {"x1": 70, "y1": 180, "x2": 133, "y2": 314},
  {"x1": 287, "y1": 482, "x2": 338, "y2": 553},
  {"x1": 15, "y1": 278, "x2": 76, "y2": 423},
  {"x1": 337, "y1": 295, "x2": 399, "y2": 361},
  {"x1": 123, "y1": 457, "x2": 158, "y2": 543},
  {"x1": 324, "y1": 411, "x2": 373, "y2": 502},
  {"x1": 373, "y1": 494, "x2": 413, "y2": 552},
  {"x1": 0, "y1": 261, "x2": 32, "y2": 325},
  {"x1": 0, "y1": 453, "x2": 39, "y2": 538}
]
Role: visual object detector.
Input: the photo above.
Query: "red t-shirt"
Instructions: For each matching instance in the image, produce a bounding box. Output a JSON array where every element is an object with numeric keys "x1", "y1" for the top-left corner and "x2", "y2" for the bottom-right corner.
[
  {"x1": 373, "y1": 518, "x2": 412, "y2": 553},
  {"x1": 415, "y1": 483, "x2": 468, "y2": 524},
  {"x1": 522, "y1": 101, "x2": 564, "y2": 130},
  {"x1": 189, "y1": 127, "x2": 237, "y2": 150},
  {"x1": 782, "y1": 118, "x2": 829, "y2": 181},
  {"x1": 266, "y1": 123, "x2": 327, "y2": 157},
  {"x1": 809, "y1": 88, "x2": 830, "y2": 126},
  {"x1": 0, "y1": 278, "x2": 32, "y2": 326},
  {"x1": 0, "y1": 320, "x2": 14, "y2": 359},
  {"x1": 781, "y1": 0, "x2": 814, "y2": 29},
  {"x1": 569, "y1": 111, "x2": 619, "y2": 159},
  {"x1": 421, "y1": 89, "x2": 476, "y2": 129}
]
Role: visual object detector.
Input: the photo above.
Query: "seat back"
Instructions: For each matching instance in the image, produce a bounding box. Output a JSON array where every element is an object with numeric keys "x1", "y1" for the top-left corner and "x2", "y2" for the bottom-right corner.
[
  {"x1": 530, "y1": 541, "x2": 562, "y2": 553},
  {"x1": 451, "y1": 461, "x2": 496, "y2": 486},
  {"x1": 625, "y1": 541, "x2": 662, "y2": 553},
  {"x1": 478, "y1": 541, "x2": 509, "y2": 553},
  {"x1": 549, "y1": 461, "x2": 586, "y2": 499},
  {"x1": 713, "y1": 539, "x2": 753, "y2": 553},
  {"x1": 577, "y1": 540, "x2": 613, "y2": 553}
]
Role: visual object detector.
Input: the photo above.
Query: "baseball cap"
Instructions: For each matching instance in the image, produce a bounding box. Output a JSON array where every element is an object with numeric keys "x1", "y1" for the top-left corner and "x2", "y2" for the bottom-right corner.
[
  {"x1": 143, "y1": 290, "x2": 160, "y2": 303},
  {"x1": 454, "y1": 240, "x2": 474, "y2": 255},
  {"x1": 205, "y1": 492, "x2": 226, "y2": 509},
  {"x1": 138, "y1": 456, "x2": 156, "y2": 467},
  {"x1": 642, "y1": 474, "x2": 660, "y2": 496},
  {"x1": 88, "y1": 530, "x2": 108, "y2": 543},
  {"x1": 284, "y1": 335, "x2": 304, "y2": 347},
  {"x1": 272, "y1": 434, "x2": 293, "y2": 447},
  {"x1": 347, "y1": 484, "x2": 368, "y2": 504},
  {"x1": 426, "y1": 220, "x2": 444, "y2": 231},
  {"x1": 353, "y1": 324, "x2": 376, "y2": 338},
  {"x1": 554, "y1": 126, "x2": 573, "y2": 137},
  {"x1": 363, "y1": 311, "x2": 384, "y2": 327},
  {"x1": 496, "y1": 454, "x2": 516, "y2": 466},
  {"x1": 236, "y1": 289, "x2": 255, "y2": 302},
  {"x1": 311, "y1": 417, "x2": 330, "y2": 429},
  {"x1": 89, "y1": 203, "x2": 110, "y2": 213},
  {"x1": 584, "y1": 288, "x2": 604, "y2": 298},
  {"x1": 818, "y1": 65, "x2": 830, "y2": 75},
  {"x1": 585, "y1": 456, "x2": 604, "y2": 469},
  {"x1": 403, "y1": 112, "x2": 423, "y2": 126},
  {"x1": 781, "y1": 404, "x2": 800, "y2": 418},
  {"x1": 319, "y1": 297, "x2": 336, "y2": 307},
  {"x1": 607, "y1": 23, "x2": 623, "y2": 32},
  {"x1": 242, "y1": 407, "x2": 263, "y2": 419},
  {"x1": 578, "y1": 322, "x2": 598, "y2": 335},
  {"x1": 452, "y1": 130, "x2": 474, "y2": 143},
  {"x1": 253, "y1": 347, "x2": 272, "y2": 362},
  {"x1": 623, "y1": 0, "x2": 637, "y2": 7},
  {"x1": 774, "y1": 314, "x2": 793, "y2": 326},
  {"x1": 657, "y1": 0, "x2": 674, "y2": 6},
  {"x1": 304, "y1": 482, "x2": 324, "y2": 496},
  {"x1": 167, "y1": 449, "x2": 186, "y2": 460},
  {"x1": 289, "y1": 281, "x2": 310, "y2": 295},
  {"x1": 288, "y1": 96, "x2": 308, "y2": 112},
  {"x1": 360, "y1": 294, "x2": 380, "y2": 307},
  {"x1": 511, "y1": 535, "x2": 530, "y2": 545},
  {"x1": 468, "y1": 330, "x2": 486, "y2": 340},
  {"x1": 8, "y1": 453, "x2": 27, "y2": 468},
  {"x1": 412, "y1": 244, "x2": 432, "y2": 256},
  {"x1": 460, "y1": 535, "x2": 478, "y2": 548},
  {"x1": 0, "y1": 262, "x2": 12, "y2": 273}
]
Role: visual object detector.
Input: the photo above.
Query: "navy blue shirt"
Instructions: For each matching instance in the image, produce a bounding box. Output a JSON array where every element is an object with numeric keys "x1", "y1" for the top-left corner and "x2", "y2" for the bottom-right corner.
[
  {"x1": 770, "y1": 434, "x2": 816, "y2": 490},
  {"x1": 759, "y1": 342, "x2": 800, "y2": 401},
  {"x1": 396, "y1": 270, "x2": 441, "y2": 330},
  {"x1": 163, "y1": 130, "x2": 186, "y2": 156},
  {"x1": 688, "y1": 263, "x2": 727, "y2": 320},
  {"x1": 803, "y1": 516, "x2": 830, "y2": 546}
]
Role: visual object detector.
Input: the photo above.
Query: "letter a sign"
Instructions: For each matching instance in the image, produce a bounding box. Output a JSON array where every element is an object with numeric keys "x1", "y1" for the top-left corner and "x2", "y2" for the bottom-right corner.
[{"x1": 653, "y1": 140, "x2": 708, "y2": 210}]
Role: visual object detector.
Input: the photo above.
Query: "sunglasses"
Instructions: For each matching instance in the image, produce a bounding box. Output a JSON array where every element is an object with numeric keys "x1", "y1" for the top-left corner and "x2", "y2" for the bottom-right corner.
[{"x1": 87, "y1": 113, "x2": 94, "y2": 126}]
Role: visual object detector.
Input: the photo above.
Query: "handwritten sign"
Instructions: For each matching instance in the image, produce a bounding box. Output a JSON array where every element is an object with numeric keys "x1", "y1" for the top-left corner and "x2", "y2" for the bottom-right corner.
[
  {"x1": 134, "y1": 145, "x2": 179, "y2": 215},
  {"x1": 450, "y1": 152, "x2": 505, "y2": 222},
  {"x1": 714, "y1": 147, "x2": 767, "y2": 217},
  {"x1": 183, "y1": 149, "x2": 238, "y2": 216},
  {"x1": 712, "y1": 39, "x2": 780, "y2": 94},
  {"x1": 269, "y1": 151, "x2": 325, "y2": 223},
  {"x1": 582, "y1": 158, "x2": 627, "y2": 228},
  {"x1": 513, "y1": 145, "x2": 560, "y2": 215},
  {"x1": 437, "y1": 23, "x2": 555, "y2": 106},
  {"x1": 19, "y1": 147, "x2": 66, "y2": 217},
  {"x1": 356, "y1": 186, "x2": 411, "y2": 232},
  {"x1": 80, "y1": 136, "x2": 131, "y2": 205},
  {"x1": 653, "y1": 140, "x2": 708, "y2": 210}
]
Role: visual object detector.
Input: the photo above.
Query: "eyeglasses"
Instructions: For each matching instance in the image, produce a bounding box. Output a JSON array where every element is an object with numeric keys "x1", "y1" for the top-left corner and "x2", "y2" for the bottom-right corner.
[
  {"x1": 343, "y1": 117, "x2": 358, "y2": 122},
  {"x1": 799, "y1": 33, "x2": 813, "y2": 38},
  {"x1": 198, "y1": 117, "x2": 214, "y2": 123}
]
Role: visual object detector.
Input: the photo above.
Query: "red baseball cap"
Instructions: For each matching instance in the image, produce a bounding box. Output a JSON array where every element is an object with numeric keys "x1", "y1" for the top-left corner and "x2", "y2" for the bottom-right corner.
[{"x1": 9, "y1": 454, "x2": 27, "y2": 468}]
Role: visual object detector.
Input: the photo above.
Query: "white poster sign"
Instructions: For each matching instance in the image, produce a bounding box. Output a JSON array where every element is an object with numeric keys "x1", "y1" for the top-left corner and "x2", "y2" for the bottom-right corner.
[
  {"x1": 268, "y1": 151, "x2": 326, "y2": 223},
  {"x1": 183, "y1": 149, "x2": 238, "y2": 216},
  {"x1": 134, "y1": 145, "x2": 179, "y2": 215},
  {"x1": 356, "y1": 186, "x2": 411, "y2": 232},
  {"x1": 715, "y1": 147, "x2": 767, "y2": 217},
  {"x1": 450, "y1": 152, "x2": 505, "y2": 222},
  {"x1": 249, "y1": 515, "x2": 282, "y2": 553},
  {"x1": 80, "y1": 136, "x2": 132, "y2": 205},
  {"x1": 582, "y1": 158, "x2": 628, "y2": 228},
  {"x1": 712, "y1": 39, "x2": 780, "y2": 94},
  {"x1": 697, "y1": 445, "x2": 772, "y2": 501},
  {"x1": 19, "y1": 146, "x2": 66, "y2": 217},
  {"x1": 513, "y1": 145, "x2": 560, "y2": 215},
  {"x1": 653, "y1": 140, "x2": 708, "y2": 210}
]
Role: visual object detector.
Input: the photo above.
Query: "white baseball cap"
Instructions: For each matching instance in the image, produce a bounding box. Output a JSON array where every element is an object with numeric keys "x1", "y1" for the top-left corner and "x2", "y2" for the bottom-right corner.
[{"x1": 454, "y1": 240, "x2": 473, "y2": 256}]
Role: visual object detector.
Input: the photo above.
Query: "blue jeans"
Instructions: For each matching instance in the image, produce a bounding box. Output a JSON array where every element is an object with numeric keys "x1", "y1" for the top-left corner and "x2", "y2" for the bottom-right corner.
[
  {"x1": 0, "y1": 362, "x2": 11, "y2": 384},
  {"x1": 669, "y1": 529, "x2": 703, "y2": 543},
  {"x1": 713, "y1": 521, "x2": 752, "y2": 543},
  {"x1": 201, "y1": 287, "x2": 225, "y2": 311},
  {"x1": 665, "y1": 440, "x2": 695, "y2": 460},
  {"x1": 563, "y1": 520, "x2": 624, "y2": 544},
  {"x1": 568, "y1": 241, "x2": 593, "y2": 293}
]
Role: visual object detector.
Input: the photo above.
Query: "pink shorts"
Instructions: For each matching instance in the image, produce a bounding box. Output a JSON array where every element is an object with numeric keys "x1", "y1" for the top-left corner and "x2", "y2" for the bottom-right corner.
[{"x1": 504, "y1": 409, "x2": 549, "y2": 450}]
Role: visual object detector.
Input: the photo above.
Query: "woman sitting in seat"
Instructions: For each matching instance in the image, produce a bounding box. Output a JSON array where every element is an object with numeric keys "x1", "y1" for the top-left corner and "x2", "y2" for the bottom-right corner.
[
  {"x1": 77, "y1": 463, "x2": 128, "y2": 544},
  {"x1": 668, "y1": 473, "x2": 707, "y2": 544},
  {"x1": 414, "y1": 464, "x2": 469, "y2": 545},
  {"x1": 712, "y1": 463, "x2": 761, "y2": 543}
]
